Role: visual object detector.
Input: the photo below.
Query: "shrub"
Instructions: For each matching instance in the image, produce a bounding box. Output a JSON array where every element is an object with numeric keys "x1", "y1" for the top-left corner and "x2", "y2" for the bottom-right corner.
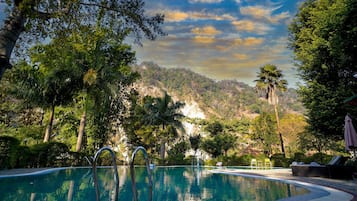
[
  {"x1": 306, "y1": 153, "x2": 332, "y2": 165},
  {"x1": 292, "y1": 152, "x2": 306, "y2": 162},
  {"x1": 30, "y1": 142, "x2": 70, "y2": 167},
  {"x1": 0, "y1": 136, "x2": 20, "y2": 169},
  {"x1": 236, "y1": 154, "x2": 254, "y2": 166},
  {"x1": 271, "y1": 154, "x2": 292, "y2": 167}
]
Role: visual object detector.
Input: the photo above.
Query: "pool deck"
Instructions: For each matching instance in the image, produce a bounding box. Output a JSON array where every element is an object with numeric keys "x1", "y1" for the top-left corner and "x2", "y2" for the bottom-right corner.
[
  {"x1": 211, "y1": 168, "x2": 357, "y2": 201},
  {"x1": 1, "y1": 167, "x2": 356, "y2": 201}
]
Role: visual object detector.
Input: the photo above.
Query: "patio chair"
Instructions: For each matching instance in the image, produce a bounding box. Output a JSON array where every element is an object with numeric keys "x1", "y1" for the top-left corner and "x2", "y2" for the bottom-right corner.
[
  {"x1": 264, "y1": 158, "x2": 272, "y2": 169},
  {"x1": 250, "y1": 159, "x2": 257, "y2": 169}
]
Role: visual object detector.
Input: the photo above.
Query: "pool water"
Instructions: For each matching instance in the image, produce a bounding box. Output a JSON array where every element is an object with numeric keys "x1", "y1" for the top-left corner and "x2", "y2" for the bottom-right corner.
[{"x1": 0, "y1": 167, "x2": 310, "y2": 201}]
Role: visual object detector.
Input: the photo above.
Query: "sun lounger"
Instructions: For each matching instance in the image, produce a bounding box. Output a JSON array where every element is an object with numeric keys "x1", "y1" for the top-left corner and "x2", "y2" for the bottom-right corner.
[{"x1": 291, "y1": 156, "x2": 354, "y2": 179}]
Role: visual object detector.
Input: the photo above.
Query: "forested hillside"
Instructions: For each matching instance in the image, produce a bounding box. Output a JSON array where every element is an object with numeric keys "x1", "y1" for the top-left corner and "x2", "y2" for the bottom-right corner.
[{"x1": 133, "y1": 62, "x2": 304, "y2": 119}]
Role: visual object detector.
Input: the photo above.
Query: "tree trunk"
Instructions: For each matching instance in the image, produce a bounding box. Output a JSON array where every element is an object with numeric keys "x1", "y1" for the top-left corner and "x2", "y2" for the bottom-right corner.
[
  {"x1": 0, "y1": 6, "x2": 25, "y2": 80},
  {"x1": 44, "y1": 105, "x2": 55, "y2": 142},
  {"x1": 274, "y1": 104, "x2": 285, "y2": 157},
  {"x1": 160, "y1": 139, "x2": 166, "y2": 160},
  {"x1": 76, "y1": 111, "x2": 86, "y2": 152}
]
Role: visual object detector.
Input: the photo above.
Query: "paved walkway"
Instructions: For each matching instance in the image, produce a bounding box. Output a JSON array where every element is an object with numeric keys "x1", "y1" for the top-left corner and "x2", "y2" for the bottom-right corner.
[{"x1": 211, "y1": 168, "x2": 357, "y2": 201}]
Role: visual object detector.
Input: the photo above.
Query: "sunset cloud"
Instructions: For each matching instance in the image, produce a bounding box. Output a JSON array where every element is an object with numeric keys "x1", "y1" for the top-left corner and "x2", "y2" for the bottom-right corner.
[
  {"x1": 191, "y1": 26, "x2": 222, "y2": 36},
  {"x1": 164, "y1": 10, "x2": 236, "y2": 22},
  {"x1": 233, "y1": 53, "x2": 249, "y2": 60},
  {"x1": 193, "y1": 36, "x2": 216, "y2": 44},
  {"x1": 133, "y1": 0, "x2": 300, "y2": 88},
  {"x1": 240, "y1": 6, "x2": 290, "y2": 23},
  {"x1": 165, "y1": 10, "x2": 189, "y2": 22},
  {"x1": 232, "y1": 20, "x2": 272, "y2": 34}
]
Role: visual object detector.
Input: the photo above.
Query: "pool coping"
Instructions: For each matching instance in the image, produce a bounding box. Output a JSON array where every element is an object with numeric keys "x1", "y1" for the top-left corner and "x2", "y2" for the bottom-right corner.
[{"x1": 210, "y1": 168, "x2": 355, "y2": 201}]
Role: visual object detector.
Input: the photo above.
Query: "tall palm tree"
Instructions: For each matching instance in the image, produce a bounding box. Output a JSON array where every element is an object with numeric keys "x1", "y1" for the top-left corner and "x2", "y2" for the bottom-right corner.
[
  {"x1": 255, "y1": 64, "x2": 288, "y2": 157},
  {"x1": 143, "y1": 92, "x2": 185, "y2": 160}
]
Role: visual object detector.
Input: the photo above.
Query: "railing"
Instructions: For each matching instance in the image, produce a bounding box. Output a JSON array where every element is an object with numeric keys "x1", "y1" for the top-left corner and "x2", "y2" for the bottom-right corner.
[
  {"x1": 92, "y1": 146, "x2": 119, "y2": 201},
  {"x1": 130, "y1": 146, "x2": 153, "y2": 201}
]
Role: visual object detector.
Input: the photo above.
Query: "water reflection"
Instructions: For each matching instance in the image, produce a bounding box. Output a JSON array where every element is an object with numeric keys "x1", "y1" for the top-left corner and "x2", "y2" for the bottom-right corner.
[{"x1": 0, "y1": 167, "x2": 309, "y2": 201}]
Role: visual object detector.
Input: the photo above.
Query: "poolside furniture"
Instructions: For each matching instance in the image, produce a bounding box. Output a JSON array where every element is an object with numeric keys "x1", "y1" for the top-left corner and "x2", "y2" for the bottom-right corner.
[
  {"x1": 250, "y1": 159, "x2": 257, "y2": 169},
  {"x1": 216, "y1": 161, "x2": 223, "y2": 167},
  {"x1": 250, "y1": 159, "x2": 264, "y2": 169},
  {"x1": 264, "y1": 158, "x2": 272, "y2": 169},
  {"x1": 291, "y1": 156, "x2": 355, "y2": 179}
]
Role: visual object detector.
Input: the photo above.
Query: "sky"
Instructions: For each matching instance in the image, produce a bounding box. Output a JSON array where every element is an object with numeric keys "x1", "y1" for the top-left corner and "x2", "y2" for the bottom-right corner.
[
  {"x1": 133, "y1": 0, "x2": 304, "y2": 88},
  {"x1": 0, "y1": 0, "x2": 304, "y2": 88}
]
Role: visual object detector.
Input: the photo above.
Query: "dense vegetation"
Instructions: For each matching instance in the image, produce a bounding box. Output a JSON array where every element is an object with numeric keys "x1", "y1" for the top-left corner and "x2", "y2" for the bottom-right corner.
[
  {"x1": 289, "y1": 0, "x2": 357, "y2": 140},
  {"x1": 133, "y1": 62, "x2": 305, "y2": 119},
  {"x1": 1, "y1": 0, "x2": 356, "y2": 170}
]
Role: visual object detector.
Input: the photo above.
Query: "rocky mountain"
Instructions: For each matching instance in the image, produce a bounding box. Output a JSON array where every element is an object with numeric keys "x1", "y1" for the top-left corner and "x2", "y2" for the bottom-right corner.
[{"x1": 132, "y1": 61, "x2": 304, "y2": 120}]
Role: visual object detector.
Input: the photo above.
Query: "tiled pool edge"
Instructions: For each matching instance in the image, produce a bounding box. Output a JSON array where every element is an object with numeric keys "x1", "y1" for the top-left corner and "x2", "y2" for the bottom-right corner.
[{"x1": 210, "y1": 169, "x2": 353, "y2": 201}]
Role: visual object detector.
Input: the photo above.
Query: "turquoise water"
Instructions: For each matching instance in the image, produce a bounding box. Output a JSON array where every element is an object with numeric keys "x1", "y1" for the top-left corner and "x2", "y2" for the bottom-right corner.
[{"x1": 0, "y1": 167, "x2": 310, "y2": 201}]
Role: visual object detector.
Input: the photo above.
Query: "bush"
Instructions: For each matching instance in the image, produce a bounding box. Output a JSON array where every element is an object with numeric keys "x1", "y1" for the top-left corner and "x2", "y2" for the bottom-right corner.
[
  {"x1": 306, "y1": 153, "x2": 332, "y2": 165},
  {"x1": 271, "y1": 154, "x2": 292, "y2": 167},
  {"x1": 236, "y1": 154, "x2": 254, "y2": 166},
  {"x1": 0, "y1": 136, "x2": 20, "y2": 169},
  {"x1": 30, "y1": 142, "x2": 70, "y2": 167},
  {"x1": 292, "y1": 152, "x2": 306, "y2": 162}
]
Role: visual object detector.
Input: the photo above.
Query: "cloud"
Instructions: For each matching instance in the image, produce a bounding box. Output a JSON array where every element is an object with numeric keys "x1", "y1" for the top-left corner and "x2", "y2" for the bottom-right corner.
[
  {"x1": 232, "y1": 20, "x2": 272, "y2": 34},
  {"x1": 191, "y1": 26, "x2": 222, "y2": 35},
  {"x1": 164, "y1": 10, "x2": 236, "y2": 22},
  {"x1": 189, "y1": 0, "x2": 224, "y2": 3},
  {"x1": 233, "y1": 53, "x2": 249, "y2": 60},
  {"x1": 240, "y1": 5, "x2": 290, "y2": 23},
  {"x1": 193, "y1": 36, "x2": 216, "y2": 44},
  {"x1": 165, "y1": 10, "x2": 190, "y2": 22},
  {"x1": 234, "y1": 37, "x2": 264, "y2": 46},
  {"x1": 191, "y1": 26, "x2": 222, "y2": 44}
]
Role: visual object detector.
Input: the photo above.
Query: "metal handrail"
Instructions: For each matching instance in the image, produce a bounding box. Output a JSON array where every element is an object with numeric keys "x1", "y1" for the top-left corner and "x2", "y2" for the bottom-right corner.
[
  {"x1": 92, "y1": 146, "x2": 119, "y2": 201},
  {"x1": 130, "y1": 146, "x2": 153, "y2": 201}
]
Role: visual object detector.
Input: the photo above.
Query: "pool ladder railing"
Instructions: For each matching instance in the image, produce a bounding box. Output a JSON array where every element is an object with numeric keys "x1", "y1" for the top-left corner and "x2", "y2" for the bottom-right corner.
[
  {"x1": 92, "y1": 146, "x2": 119, "y2": 201},
  {"x1": 130, "y1": 146, "x2": 153, "y2": 201}
]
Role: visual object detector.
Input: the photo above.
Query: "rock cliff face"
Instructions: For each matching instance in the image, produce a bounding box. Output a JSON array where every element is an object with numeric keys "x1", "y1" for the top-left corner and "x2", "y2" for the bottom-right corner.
[{"x1": 133, "y1": 62, "x2": 304, "y2": 120}]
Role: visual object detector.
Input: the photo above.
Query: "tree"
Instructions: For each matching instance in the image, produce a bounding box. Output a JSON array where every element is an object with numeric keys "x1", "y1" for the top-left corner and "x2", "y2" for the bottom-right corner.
[
  {"x1": 10, "y1": 47, "x2": 83, "y2": 142},
  {"x1": 289, "y1": 0, "x2": 357, "y2": 139},
  {"x1": 60, "y1": 26, "x2": 138, "y2": 152},
  {"x1": 251, "y1": 112, "x2": 278, "y2": 156},
  {"x1": 200, "y1": 121, "x2": 236, "y2": 157},
  {"x1": 0, "y1": 0, "x2": 164, "y2": 79},
  {"x1": 142, "y1": 92, "x2": 185, "y2": 160},
  {"x1": 254, "y1": 64, "x2": 287, "y2": 157}
]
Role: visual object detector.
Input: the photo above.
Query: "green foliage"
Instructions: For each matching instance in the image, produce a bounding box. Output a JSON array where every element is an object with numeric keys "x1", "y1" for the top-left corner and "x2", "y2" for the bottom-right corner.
[
  {"x1": 29, "y1": 142, "x2": 72, "y2": 167},
  {"x1": 234, "y1": 154, "x2": 254, "y2": 166},
  {"x1": 189, "y1": 135, "x2": 201, "y2": 152},
  {"x1": 270, "y1": 154, "x2": 292, "y2": 168},
  {"x1": 251, "y1": 112, "x2": 278, "y2": 155},
  {"x1": 134, "y1": 62, "x2": 304, "y2": 120},
  {"x1": 167, "y1": 141, "x2": 190, "y2": 165},
  {"x1": 205, "y1": 121, "x2": 224, "y2": 136},
  {"x1": 298, "y1": 131, "x2": 344, "y2": 153},
  {"x1": 0, "y1": 136, "x2": 20, "y2": 169},
  {"x1": 289, "y1": 0, "x2": 357, "y2": 139},
  {"x1": 201, "y1": 133, "x2": 236, "y2": 158}
]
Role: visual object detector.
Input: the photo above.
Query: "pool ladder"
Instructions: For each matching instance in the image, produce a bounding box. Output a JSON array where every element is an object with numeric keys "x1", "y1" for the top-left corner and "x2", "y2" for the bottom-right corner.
[
  {"x1": 92, "y1": 147, "x2": 119, "y2": 201},
  {"x1": 92, "y1": 146, "x2": 153, "y2": 201},
  {"x1": 130, "y1": 146, "x2": 153, "y2": 201}
]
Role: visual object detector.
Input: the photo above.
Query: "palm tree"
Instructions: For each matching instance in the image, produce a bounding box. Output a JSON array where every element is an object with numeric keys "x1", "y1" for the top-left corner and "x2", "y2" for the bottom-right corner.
[
  {"x1": 254, "y1": 64, "x2": 288, "y2": 157},
  {"x1": 143, "y1": 92, "x2": 185, "y2": 160}
]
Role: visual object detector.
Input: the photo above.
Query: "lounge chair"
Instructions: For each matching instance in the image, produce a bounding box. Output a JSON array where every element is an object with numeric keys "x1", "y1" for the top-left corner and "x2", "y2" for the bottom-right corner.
[{"x1": 291, "y1": 156, "x2": 354, "y2": 179}]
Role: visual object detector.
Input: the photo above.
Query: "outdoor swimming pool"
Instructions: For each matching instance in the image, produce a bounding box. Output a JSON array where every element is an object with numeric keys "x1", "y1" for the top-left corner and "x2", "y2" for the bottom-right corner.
[{"x1": 0, "y1": 166, "x2": 320, "y2": 201}]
